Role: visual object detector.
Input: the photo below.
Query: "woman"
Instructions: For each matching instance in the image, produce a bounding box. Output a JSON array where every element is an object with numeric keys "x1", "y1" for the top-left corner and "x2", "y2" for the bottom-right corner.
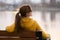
[{"x1": 6, "y1": 5, "x2": 49, "y2": 39}]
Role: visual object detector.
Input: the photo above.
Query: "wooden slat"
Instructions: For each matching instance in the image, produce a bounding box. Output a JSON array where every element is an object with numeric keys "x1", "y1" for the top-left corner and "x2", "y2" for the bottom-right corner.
[
  {"x1": 0, "y1": 30, "x2": 36, "y2": 38},
  {"x1": 0, "y1": 38, "x2": 21, "y2": 40},
  {"x1": 0, "y1": 38, "x2": 36, "y2": 40},
  {"x1": 21, "y1": 38, "x2": 36, "y2": 40}
]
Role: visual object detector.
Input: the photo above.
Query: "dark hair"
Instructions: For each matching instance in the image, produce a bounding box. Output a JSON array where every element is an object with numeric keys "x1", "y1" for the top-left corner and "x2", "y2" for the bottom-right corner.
[{"x1": 15, "y1": 5, "x2": 32, "y2": 33}]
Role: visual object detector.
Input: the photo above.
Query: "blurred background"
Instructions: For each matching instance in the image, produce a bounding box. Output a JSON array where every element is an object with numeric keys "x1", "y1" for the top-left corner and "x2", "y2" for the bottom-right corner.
[{"x1": 0, "y1": 0, "x2": 60, "y2": 40}]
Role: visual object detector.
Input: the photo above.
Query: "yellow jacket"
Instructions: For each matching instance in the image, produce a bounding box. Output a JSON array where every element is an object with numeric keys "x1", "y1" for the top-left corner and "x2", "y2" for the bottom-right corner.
[{"x1": 6, "y1": 17, "x2": 49, "y2": 38}]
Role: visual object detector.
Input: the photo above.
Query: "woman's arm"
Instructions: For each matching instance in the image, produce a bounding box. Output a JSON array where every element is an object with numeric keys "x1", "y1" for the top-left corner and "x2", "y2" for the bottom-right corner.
[
  {"x1": 34, "y1": 21, "x2": 49, "y2": 39},
  {"x1": 6, "y1": 23, "x2": 15, "y2": 32}
]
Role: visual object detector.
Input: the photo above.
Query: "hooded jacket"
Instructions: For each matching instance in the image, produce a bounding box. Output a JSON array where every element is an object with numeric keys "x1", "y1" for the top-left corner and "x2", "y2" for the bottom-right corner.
[{"x1": 6, "y1": 17, "x2": 49, "y2": 38}]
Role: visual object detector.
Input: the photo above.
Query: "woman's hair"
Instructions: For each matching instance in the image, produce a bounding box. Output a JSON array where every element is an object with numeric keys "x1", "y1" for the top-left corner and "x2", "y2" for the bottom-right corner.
[{"x1": 15, "y1": 5, "x2": 32, "y2": 33}]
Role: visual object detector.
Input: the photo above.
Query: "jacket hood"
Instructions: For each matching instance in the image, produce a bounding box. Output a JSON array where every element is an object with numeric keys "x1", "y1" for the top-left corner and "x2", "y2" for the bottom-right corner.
[{"x1": 20, "y1": 17, "x2": 34, "y2": 28}]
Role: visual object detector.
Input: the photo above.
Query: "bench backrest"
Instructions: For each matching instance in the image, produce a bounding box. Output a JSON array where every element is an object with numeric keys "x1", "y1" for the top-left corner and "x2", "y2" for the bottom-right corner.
[{"x1": 0, "y1": 30, "x2": 42, "y2": 40}]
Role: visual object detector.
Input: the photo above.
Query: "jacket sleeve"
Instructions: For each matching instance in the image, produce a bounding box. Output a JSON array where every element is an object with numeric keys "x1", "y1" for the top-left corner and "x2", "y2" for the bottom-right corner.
[
  {"x1": 6, "y1": 23, "x2": 15, "y2": 32},
  {"x1": 34, "y1": 21, "x2": 49, "y2": 38}
]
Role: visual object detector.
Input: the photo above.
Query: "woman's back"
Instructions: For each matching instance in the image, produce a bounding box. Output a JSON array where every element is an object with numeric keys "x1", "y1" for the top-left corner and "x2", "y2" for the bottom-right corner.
[{"x1": 20, "y1": 17, "x2": 37, "y2": 31}]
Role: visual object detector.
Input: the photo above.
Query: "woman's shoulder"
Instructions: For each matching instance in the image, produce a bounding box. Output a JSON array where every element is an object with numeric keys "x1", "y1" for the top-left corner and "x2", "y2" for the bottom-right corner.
[{"x1": 29, "y1": 18, "x2": 37, "y2": 23}]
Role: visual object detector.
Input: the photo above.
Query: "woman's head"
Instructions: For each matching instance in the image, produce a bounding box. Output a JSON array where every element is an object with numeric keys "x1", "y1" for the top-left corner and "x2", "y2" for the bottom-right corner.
[
  {"x1": 19, "y1": 5, "x2": 32, "y2": 17},
  {"x1": 15, "y1": 5, "x2": 32, "y2": 33}
]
